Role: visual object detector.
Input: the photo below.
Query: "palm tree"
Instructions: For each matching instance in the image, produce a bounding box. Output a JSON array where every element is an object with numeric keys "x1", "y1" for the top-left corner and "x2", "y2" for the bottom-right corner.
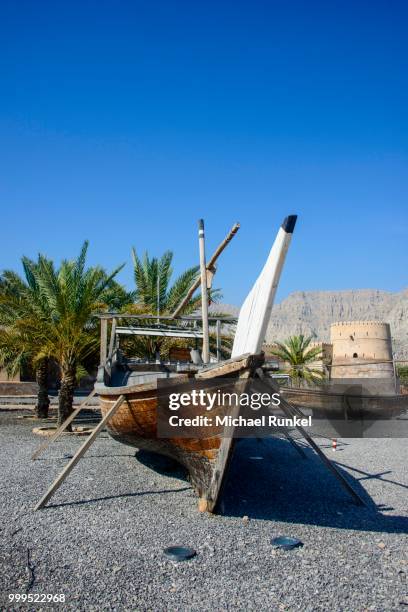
[
  {"x1": 0, "y1": 243, "x2": 125, "y2": 425},
  {"x1": 33, "y1": 243, "x2": 125, "y2": 424},
  {"x1": 132, "y1": 249, "x2": 205, "y2": 314},
  {"x1": 0, "y1": 264, "x2": 53, "y2": 417},
  {"x1": 269, "y1": 335, "x2": 325, "y2": 387},
  {"x1": 126, "y1": 249, "x2": 222, "y2": 359}
]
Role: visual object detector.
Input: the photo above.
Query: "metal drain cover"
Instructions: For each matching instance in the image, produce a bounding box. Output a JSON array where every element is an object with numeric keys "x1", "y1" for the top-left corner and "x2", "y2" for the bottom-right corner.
[
  {"x1": 271, "y1": 536, "x2": 303, "y2": 550},
  {"x1": 163, "y1": 546, "x2": 197, "y2": 561}
]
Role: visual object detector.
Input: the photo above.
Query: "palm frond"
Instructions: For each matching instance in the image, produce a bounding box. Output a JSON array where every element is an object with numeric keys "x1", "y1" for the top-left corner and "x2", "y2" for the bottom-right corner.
[
  {"x1": 268, "y1": 334, "x2": 326, "y2": 387},
  {"x1": 165, "y1": 265, "x2": 200, "y2": 313}
]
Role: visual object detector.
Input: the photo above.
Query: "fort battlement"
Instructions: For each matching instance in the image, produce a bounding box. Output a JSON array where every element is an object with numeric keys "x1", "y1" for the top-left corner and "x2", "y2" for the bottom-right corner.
[
  {"x1": 330, "y1": 321, "x2": 392, "y2": 347},
  {"x1": 331, "y1": 321, "x2": 387, "y2": 326}
]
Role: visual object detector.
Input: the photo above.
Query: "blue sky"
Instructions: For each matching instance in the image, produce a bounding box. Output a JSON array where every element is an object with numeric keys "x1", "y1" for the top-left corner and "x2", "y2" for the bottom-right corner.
[{"x1": 0, "y1": 1, "x2": 407, "y2": 305}]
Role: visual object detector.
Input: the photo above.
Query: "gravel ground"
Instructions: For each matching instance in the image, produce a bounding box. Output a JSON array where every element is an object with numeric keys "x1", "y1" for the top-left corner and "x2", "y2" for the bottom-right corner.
[{"x1": 0, "y1": 409, "x2": 407, "y2": 611}]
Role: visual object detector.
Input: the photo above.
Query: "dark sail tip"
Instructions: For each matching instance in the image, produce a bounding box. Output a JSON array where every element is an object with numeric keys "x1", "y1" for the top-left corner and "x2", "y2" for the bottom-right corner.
[{"x1": 281, "y1": 215, "x2": 297, "y2": 234}]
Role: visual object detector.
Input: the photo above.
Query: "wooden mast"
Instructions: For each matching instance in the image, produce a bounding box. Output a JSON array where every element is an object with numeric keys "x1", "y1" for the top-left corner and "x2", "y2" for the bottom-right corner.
[{"x1": 198, "y1": 219, "x2": 210, "y2": 364}]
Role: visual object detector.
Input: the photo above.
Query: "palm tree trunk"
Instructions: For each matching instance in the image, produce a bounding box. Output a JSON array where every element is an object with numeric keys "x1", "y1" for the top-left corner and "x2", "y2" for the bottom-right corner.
[
  {"x1": 58, "y1": 360, "x2": 76, "y2": 428},
  {"x1": 35, "y1": 358, "x2": 50, "y2": 418}
]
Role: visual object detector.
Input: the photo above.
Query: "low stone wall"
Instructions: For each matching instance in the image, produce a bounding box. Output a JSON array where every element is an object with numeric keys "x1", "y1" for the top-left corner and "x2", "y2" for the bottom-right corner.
[
  {"x1": 330, "y1": 360, "x2": 395, "y2": 380},
  {"x1": 0, "y1": 381, "x2": 39, "y2": 396}
]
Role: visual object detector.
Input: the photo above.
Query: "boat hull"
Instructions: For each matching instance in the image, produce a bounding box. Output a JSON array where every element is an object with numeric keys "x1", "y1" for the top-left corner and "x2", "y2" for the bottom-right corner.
[
  {"x1": 97, "y1": 354, "x2": 262, "y2": 512},
  {"x1": 99, "y1": 389, "x2": 223, "y2": 500}
]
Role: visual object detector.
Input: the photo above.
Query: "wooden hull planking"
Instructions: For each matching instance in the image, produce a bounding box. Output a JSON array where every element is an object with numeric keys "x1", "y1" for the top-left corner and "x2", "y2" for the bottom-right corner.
[{"x1": 98, "y1": 354, "x2": 262, "y2": 512}]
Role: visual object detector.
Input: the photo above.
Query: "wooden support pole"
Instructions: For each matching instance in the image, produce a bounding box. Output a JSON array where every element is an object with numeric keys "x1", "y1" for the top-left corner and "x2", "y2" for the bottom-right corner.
[
  {"x1": 100, "y1": 318, "x2": 108, "y2": 366},
  {"x1": 31, "y1": 388, "x2": 97, "y2": 461},
  {"x1": 285, "y1": 409, "x2": 365, "y2": 506},
  {"x1": 282, "y1": 405, "x2": 365, "y2": 505},
  {"x1": 34, "y1": 395, "x2": 125, "y2": 511},
  {"x1": 216, "y1": 319, "x2": 221, "y2": 362},
  {"x1": 198, "y1": 219, "x2": 210, "y2": 364},
  {"x1": 171, "y1": 222, "x2": 240, "y2": 318},
  {"x1": 108, "y1": 318, "x2": 117, "y2": 360},
  {"x1": 255, "y1": 371, "x2": 365, "y2": 506}
]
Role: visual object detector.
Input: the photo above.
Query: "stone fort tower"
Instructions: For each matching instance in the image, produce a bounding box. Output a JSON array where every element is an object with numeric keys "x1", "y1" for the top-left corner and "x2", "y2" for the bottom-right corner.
[{"x1": 330, "y1": 321, "x2": 395, "y2": 386}]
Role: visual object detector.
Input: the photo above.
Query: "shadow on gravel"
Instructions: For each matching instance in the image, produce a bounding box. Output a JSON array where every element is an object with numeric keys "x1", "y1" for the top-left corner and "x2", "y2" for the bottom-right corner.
[
  {"x1": 35, "y1": 453, "x2": 136, "y2": 461},
  {"x1": 47, "y1": 486, "x2": 191, "y2": 508},
  {"x1": 134, "y1": 449, "x2": 189, "y2": 480},
  {"x1": 220, "y1": 437, "x2": 408, "y2": 534},
  {"x1": 44, "y1": 450, "x2": 190, "y2": 509}
]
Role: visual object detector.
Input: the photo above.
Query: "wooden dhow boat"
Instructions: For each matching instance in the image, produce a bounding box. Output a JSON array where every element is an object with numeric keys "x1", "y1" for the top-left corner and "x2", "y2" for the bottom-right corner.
[
  {"x1": 95, "y1": 215, "x2": 298, "y2": 512},
  {"x1": 34, "y1": 215, "x2": 366, "y2": 511}
]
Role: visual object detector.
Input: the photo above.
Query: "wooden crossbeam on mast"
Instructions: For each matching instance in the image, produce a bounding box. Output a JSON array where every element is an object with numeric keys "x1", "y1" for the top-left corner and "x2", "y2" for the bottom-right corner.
[{"x1": 171, "y1": 222, "x2": 240, "y2": 319}]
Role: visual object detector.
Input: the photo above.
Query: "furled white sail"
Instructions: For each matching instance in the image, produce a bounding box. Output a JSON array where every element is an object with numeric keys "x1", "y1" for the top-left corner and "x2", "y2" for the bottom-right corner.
[{"x1": 231, "y1": 215, "x2": 297, "y2": 357}]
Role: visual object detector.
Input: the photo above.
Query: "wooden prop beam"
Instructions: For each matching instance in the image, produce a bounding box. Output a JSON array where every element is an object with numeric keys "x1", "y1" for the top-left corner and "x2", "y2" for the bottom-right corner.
[
  {"x1": 31, "y1": 389, "x2": 97, "y2": 461},
  {"x1": 255, "y1": 371, "x2": 365, "y2": 506},
  {"x1": 171, "y1": 222, "x2": 240, "y2": 318},
  {"x1": 34, "y1": 394, "x2": 125, "y2": 511},
  {"x1": 283, "y1": 404, "x2": 365, "y2": 505}
]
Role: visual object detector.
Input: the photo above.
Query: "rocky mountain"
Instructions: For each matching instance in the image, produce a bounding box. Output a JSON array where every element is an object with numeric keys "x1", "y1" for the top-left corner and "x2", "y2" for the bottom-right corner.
[{"x1": 217, "y1": 289, "x2": 408, "y2": 359}]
